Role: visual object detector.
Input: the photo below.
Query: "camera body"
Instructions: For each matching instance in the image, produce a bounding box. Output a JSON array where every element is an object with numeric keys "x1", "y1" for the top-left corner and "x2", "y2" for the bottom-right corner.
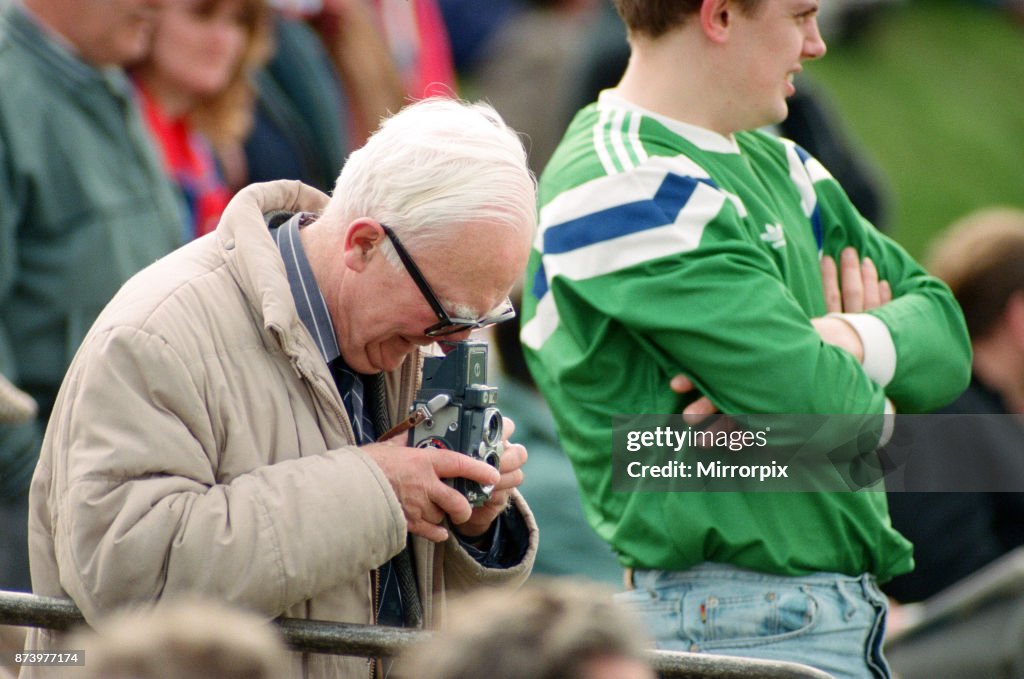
[{"x1": 408, "y1": 340, "x2": 503, "y2": 506}]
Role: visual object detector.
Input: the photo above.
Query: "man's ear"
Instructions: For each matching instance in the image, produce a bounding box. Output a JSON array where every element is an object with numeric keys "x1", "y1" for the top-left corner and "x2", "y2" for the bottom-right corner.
[
  {"x1": 343, "y1": 219, "x2": 384, "y2": 272},
  {"x1": 700, "y1": 0, "x2": 733, "y2": 43}
]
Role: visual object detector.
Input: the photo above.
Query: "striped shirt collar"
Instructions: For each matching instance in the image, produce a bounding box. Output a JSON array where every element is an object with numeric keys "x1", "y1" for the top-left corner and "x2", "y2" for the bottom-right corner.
[
  {"x1": 598, "y1": 89, "x2": 741, "y2": 155},
  {"x1": 271, "y1": 213, "x2": 341, "y2": 365}
]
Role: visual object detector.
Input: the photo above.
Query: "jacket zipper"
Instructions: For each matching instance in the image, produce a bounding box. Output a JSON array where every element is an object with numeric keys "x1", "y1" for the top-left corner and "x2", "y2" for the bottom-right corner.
[
  {"x1": 280, "y1": 329, "x2": 420, "y2": 678},
  {"x1": 369, "y1": 568, "x2": 381, "y2": 679}
]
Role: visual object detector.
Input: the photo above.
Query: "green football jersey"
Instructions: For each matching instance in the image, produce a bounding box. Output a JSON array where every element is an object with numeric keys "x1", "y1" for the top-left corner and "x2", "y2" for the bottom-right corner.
[{"x1": 521, "y1": 91, "x2": 970, "y2": 579}]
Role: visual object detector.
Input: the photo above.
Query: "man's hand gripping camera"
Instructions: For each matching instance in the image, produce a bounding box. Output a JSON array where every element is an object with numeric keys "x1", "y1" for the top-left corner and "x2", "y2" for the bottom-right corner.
[{"x1": 405, "y1": 340, "x2": 503, "y2": 506}]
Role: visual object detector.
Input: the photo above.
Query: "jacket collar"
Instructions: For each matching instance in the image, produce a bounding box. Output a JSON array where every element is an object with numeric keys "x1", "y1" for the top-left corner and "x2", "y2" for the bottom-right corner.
[
  {"x1": 270, "y1": 212, "x2": 342, "y2": 365},
  {"x1": 215, "y1": 180, "x2": 330, "y2": 357}
]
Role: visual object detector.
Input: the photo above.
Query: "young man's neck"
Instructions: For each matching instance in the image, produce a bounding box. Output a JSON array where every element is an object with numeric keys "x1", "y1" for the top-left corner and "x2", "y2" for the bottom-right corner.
[{"x1": 616, "y1": 32, "x2": 740, "y2": 138}]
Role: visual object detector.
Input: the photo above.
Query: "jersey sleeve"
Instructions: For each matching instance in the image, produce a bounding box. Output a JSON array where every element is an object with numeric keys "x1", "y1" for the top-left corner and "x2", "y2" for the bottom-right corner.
[
  {"x1": 524, "y1": 153, "x2": 969, "y2": 418},
  {"x1": 802, "y1": 147, "x2": 971, "y2": 413},
  {"x1": 524, "y1": 162, "x2": 886, "y2": 417}
]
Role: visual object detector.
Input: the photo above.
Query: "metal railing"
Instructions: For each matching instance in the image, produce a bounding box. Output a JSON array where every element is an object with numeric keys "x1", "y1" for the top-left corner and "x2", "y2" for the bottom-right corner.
[{"x1": 0, "y1": 590, "x2": 833, "y2": 678}]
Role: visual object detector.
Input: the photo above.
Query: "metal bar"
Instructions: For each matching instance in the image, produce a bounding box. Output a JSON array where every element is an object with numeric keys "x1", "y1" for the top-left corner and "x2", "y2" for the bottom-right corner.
[
  {"x1": 645, "y1": 650, "x2": 836, "y2": 679},
  {"x1": 0, "y1": 591, "x2": 81, "y2": 631},
  {"x1": 0, "y1": 590, "x2": 833, "y2": 678},
  {"x1": 273, "y1": 616, "x2": 428, "y2": 658}
]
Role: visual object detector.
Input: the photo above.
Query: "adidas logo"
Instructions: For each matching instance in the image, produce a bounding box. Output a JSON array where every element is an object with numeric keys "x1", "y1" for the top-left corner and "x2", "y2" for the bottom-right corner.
[{"x1": 760, "y1": 223, "x2": 786, "y2": 249}]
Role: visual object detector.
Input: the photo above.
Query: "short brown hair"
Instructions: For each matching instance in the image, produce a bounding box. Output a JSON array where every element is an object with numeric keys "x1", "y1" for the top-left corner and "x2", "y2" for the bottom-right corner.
[
  {"x1": 926, "y1": 207, "x2": 1024, "y2": 340},
  {"x1": 613, "y1": 0, "x2": 763, "y2": 39}
]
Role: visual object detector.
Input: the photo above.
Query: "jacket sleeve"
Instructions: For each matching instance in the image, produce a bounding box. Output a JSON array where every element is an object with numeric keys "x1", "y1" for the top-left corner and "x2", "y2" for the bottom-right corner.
[
  {"x1": 48, "y1": 325, "x2": 407, "y2": 623},
  {"x1": 441, "y1": 491, "x2": 537, "y2": 592}
]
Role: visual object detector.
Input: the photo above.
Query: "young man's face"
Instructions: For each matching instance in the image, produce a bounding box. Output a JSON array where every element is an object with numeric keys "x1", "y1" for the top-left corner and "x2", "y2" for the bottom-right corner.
[{"x1": 726, "y1": 0, "x2": 827, "y2": 130}]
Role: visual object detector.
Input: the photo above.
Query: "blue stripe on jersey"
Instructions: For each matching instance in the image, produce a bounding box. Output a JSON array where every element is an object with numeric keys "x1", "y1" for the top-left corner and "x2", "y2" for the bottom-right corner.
[
  {"x1": 541, "y1": 174, "x2": 717, "y2": 256},
  {"x1": 793, "y1": 144, "x2": 824, "y2": 251},
  {"x1": 532, "y1": 261, "x2": 549, "y2": 301}
]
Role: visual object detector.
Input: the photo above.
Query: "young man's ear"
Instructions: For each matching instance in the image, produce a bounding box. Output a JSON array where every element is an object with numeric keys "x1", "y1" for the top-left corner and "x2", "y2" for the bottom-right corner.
[
  {"x1": 700, "y1": 0, "x2": 733, "y2": 43},
  {"x1": 343, "y1": 219, "x2": 384, "y2": 271}
]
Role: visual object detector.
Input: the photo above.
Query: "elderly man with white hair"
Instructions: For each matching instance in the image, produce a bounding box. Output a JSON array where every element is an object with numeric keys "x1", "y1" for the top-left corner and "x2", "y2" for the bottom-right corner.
[{"x1": 24, "y1": 97, "x2": 539, "y2": 679}]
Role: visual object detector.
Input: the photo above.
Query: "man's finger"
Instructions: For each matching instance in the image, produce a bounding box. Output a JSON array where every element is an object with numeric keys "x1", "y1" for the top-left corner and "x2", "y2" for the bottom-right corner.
[
  {"x1": 431, "y1": 448, "x2": 502, "y2": 486},
  {"x1": 491, "y1": 469, "x2": 525, "y2": 493},
  {"x1": 861, "y1": 257, "x2": 881, "y2": 310},
  {"x1": 880, "y1": 280, "x2": 893, "y2": 305},
  {"x1": 430, "y1": 480, "x2": 474, "y2": 525},
  {"x1": 499, "y1": 443, "x2": 527, "y2": 473},
  {"x1": 408, "y1": 518, "x2": 449, "y2": 543},
  {"x1": 418, "y1": 503, "x2": 446, "y2": 527},
  {"x1": 820, "y1": 255, "x2": 841, "y2": 313},
  {"x1": 682, "y1": 395, "x2": 718, "y2": 426},
  {"x1": 502, "y1": 416, "x2": 517, "y2": 439},
  {"x1": 670, "y1": 374, "x2": 694, "y2": 393},
  {"x1": 840, "y1": 247, "x2": 864, "y2": 312}
]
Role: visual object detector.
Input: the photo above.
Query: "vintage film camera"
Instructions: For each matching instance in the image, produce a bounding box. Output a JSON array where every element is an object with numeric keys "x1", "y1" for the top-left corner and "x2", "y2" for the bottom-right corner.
[{"x1": 407, "y1": 340, "x2": 503, "y2": 506}]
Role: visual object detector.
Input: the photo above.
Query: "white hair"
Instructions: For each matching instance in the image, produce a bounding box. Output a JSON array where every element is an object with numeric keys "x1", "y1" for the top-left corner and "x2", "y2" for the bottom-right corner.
[{"x1": 320, "y1": 97, "x2": 537, "y2": 266}]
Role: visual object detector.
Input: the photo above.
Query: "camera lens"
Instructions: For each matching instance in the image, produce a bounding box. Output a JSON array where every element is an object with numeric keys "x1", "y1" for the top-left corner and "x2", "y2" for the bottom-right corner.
[
  {"x1": 477, "y1": 448, "x2": 500, "y2": 498},
  {"x1": 481, "y1": 408, "x2": 502, "y2": 446},
  {"x1": 482, "y1": 449, "x2": 500, "y2": 471}
]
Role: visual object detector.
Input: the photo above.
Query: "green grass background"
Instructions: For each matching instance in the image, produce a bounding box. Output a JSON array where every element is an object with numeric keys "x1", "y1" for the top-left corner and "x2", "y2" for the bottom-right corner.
[{"x1": 805, "y1": 0, "x2": 1024, "y2": 260}]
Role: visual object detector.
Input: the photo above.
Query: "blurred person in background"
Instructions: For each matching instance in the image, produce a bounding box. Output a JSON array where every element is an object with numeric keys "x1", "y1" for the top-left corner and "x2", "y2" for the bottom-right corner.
[
  {"x1": 131, "y1": 0, "x2": 273, "y2": 239},
  {"x1": 246, "y1": 0, "x2": 455, "y2": 194},
  {"x1": 447, "y1": 0, "x2": 601, "y2": 175},
  {"x1": 967, "y1": 0, "x2": 1024, "y2": 23},
  {"x1": 70, "y1": 599, "x2": 289, "y2": 679},
  {"x1": 245, "y1": 0, "x2": 382, "y2": 192},
  {"x1": 0, "y1": 0, "x2": 183, "y2": 597},
  {"x1": 0, "y1": 375, "x2": 35, "y2": 427},
  {"x1": 437, "y1": 0, "x2": 522, "y2": 75},
  {"x1": 374, "y1": 0, "x2": 456, "y2": 101},
  {"x1": 884, "y1": 206, "x2": 1024, "y2": 605},
  {"x1": 397, "y1": 579, "x2": 656, "y2": 679}
]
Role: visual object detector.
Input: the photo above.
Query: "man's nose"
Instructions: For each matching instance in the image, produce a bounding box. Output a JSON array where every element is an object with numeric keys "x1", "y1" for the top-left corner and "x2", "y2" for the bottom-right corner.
[{"x1": 803, "y1": 20, "x2": 828, "y2": 60}]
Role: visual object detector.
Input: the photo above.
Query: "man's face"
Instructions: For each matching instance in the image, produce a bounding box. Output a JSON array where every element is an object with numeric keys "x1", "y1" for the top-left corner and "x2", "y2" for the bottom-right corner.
[
  {"x1": 334, "y1": 221, "x2": 531, "y2": 375},
  {"x1": 61, "y1": 0, "x2": 166, "y2": 66},
  {"x1": 723, "y1": 0, "x2": 826, "y2": 131}
]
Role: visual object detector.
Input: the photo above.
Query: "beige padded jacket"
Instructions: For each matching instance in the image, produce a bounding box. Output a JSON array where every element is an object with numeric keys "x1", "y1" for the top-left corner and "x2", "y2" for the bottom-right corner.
[{"x1": 22, "y1": 181, "x2": 537, "y2": 678}]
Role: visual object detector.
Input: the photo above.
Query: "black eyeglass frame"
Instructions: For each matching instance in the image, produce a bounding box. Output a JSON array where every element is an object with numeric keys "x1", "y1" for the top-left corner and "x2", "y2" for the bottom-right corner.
[{"x1": 380, "y1": 223, "x2": 515, "y2": 337}]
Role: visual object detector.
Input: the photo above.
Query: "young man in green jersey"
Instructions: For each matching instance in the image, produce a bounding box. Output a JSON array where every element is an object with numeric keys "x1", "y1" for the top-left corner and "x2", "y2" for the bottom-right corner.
[{"x1": 520, "y1": 1, "x2": 971, "y2": 677}]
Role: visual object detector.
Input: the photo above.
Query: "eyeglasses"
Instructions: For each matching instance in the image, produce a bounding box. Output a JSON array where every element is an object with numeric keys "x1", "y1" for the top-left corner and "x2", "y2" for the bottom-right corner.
[{"x1": 380, "y1": 224, "x2": 516, "y2": 337}]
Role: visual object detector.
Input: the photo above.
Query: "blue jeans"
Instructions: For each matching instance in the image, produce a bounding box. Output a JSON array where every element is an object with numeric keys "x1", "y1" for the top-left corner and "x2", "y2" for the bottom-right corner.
[{"x1": 615, "y1": 563, "x2": 891, "y2": 679}]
